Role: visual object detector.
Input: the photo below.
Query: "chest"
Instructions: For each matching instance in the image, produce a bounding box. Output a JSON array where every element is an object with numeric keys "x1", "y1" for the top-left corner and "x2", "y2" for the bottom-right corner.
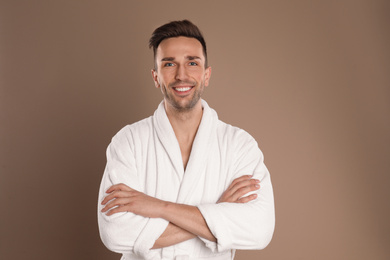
[
  {"x1": 178, "y1": 140, "x2": 193, "y2": 170},
  {"x1": 136, "y1": 138, "x2": 234, "y2": 204}
]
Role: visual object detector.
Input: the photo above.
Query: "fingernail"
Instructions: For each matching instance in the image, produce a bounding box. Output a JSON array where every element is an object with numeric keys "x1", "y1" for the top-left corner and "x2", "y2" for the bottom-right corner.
[{"x1": 255, "y1": 184, "x2": 260, "y2": 188}]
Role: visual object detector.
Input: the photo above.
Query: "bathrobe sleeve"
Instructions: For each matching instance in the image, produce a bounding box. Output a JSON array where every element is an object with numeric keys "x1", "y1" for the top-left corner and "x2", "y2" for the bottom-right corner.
[
  {"x1": 97, "y1": 127, "x2": 169, "y2": 258},
  {"x1": 197, "y1": 130, "x2": 275, "y2": 252}
]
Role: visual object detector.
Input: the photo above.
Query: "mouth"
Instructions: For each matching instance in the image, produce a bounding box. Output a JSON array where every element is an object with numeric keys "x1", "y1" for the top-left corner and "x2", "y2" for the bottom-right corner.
[
  {"x1": 172, "y1": 86, "x2": 194, "y2": 95},
  {"x1": 174, "y1": 86, "x2": 192, "y2": 92}
]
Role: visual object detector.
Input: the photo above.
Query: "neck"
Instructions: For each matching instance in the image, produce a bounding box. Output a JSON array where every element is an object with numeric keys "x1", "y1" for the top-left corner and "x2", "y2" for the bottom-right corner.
[{"x1": 164, "y1": 100, "x2": 203, "y2": 142}]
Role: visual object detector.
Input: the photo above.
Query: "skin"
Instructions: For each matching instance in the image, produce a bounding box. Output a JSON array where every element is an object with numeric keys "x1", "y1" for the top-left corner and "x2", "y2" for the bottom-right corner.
[
  {"x1": 152, "y1": 36, "x2": 211, "y2": 168},
  {"x1": 151, "y1": 36, "x2": 211, "y2": 115},
  {"x1": 101, "y1": 36, "x2": 261, "y2": 248}
]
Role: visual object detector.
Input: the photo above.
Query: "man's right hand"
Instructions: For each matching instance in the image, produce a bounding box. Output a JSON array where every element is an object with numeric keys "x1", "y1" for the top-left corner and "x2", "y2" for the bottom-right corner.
[{"x1": 217, "y1": 175, "x2": 260, "y2": 203}]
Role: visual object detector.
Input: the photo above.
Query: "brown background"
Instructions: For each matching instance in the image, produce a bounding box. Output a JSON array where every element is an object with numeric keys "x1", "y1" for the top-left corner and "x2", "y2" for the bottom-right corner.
[{"x1": 1, "y1": 0, "x2": 389, "y2": 259}]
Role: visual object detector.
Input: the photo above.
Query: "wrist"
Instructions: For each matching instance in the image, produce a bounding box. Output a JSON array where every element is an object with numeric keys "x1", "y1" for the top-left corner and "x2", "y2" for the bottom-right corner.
[{"x1": 159, "y1": 201, "x2": 174, "y2": 220}]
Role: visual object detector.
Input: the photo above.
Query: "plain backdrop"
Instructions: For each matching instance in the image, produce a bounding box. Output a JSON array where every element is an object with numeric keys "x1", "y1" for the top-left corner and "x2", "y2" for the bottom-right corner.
[{"x1": 1, "y1": 1, "x2": 389, "y2": 259}]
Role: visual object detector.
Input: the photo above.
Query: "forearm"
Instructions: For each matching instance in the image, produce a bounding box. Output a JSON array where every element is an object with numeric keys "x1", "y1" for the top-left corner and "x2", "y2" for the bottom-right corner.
[
  {"x1": 152, "y1": 223, "x2": 196, "y2": 249},
  {"x1": 153, "y1": 175, "x2": 262, "y2": 248},
  {"x1": 160, "y1": 202, "x2": 216, "y2": 242},
  {"x1": 101, "y1": 184, "x2": 217, "y2": 247}
]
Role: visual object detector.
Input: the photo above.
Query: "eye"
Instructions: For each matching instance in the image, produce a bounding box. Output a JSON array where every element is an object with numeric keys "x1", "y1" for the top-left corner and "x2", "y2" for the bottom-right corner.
[
  {"x1": 164, "y1": 62, "x2": 174, "y2": 67},
  {"x1": 189, "y1": 61, "x2": 198, "y2": 66}
]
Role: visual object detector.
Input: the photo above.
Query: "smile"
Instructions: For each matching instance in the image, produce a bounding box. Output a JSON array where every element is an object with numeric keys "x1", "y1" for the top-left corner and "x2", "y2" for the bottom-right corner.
[
  {"x1": 175, "y1": 87, "x2": 192, "y2": 92},
  {"x1": 172, "y1": 85, "x2": 194, "y2": 95}
]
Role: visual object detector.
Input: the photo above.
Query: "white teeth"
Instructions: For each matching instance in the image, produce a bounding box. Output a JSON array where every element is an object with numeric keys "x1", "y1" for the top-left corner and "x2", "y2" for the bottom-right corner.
[{"x1": 175, "y1": 87, "x2": 191, "y2": 92}]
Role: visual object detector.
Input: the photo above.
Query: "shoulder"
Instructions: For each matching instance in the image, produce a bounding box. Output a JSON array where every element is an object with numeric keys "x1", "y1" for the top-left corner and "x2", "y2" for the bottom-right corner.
[
  {"x1": 203, "y1": 99, "x2": 257, "y2": 146},
  {"x1": 216, "y1": 120, "x2": 257, "y2": 146},
  {"x1": 111, "y1": 116, "x2": 154, "y2": 145},
  {"x1": 216, "y1": 120, "x2": 263, "y2": 160}
]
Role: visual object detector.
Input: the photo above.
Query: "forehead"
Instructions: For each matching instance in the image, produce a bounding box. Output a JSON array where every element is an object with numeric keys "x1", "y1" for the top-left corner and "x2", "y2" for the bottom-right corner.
[{"x1": 156, "y1": 36, "x2": 204, "y2": 60}]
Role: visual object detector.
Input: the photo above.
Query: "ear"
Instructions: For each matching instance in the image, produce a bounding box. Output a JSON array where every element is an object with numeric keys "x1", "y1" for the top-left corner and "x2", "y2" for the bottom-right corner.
[
  {"x1": 151, "y1": 69, "x2": 160, "y2": 88},
  {"x1": 204, "y1": 66, "x2": 212, "y2": 87}
]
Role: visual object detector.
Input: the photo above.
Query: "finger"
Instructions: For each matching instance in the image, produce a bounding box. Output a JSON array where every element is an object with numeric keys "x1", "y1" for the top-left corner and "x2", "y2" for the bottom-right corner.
[
  {"x1": 105, "y1": 204, "x2": 130, "y2": 216},
  {"x1": 218, "y1": 181, "x2": 259, "y2": 203},
  {"x1": 230, "y1": 175, "x2": 252, "y2": 187},
  {"x1": 101, "y1": 190, "x2": 131, "y2": 205},
  {"x1": 224, "y1": 177, "x2": 253, "y2": 197},
  {"x1": 237, "y1": 193, "x2": 258, "y2": 203},
  {"x1": 227, "y1": 179, "x2": 260, "y2": 198},
  {"x1": 101, "y1": 197, "x2": 130, "y2": 213},
  {"x1": 232, "y1": 178, "x2": 260, "y2": 192},
  {"x1": 106, "y1": 183, "x2": 132, "y2": 193},
  {"x1": 230, "y1": 183, "x2": 260, "y2": 202}
]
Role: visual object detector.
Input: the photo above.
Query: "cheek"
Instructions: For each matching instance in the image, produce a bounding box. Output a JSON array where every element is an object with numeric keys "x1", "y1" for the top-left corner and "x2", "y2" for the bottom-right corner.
[
  {"x1": 156, "y1": 75, "x2": 166, "y2": 86},
  {"x1": 160, "y1": 72, "x2": 176, "y2": 83},
  {"x1": 190, "y1": 70, "x2": 204, "y2": 80}
]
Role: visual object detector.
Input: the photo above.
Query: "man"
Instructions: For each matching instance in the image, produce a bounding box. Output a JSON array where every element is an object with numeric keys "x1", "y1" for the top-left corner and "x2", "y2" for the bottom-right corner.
[{"x1": 98, "y1": 20, "x2": 275, "y2": 260}]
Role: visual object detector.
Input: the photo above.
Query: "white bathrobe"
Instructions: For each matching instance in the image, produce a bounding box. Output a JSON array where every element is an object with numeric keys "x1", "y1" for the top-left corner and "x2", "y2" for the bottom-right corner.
[{"x1": 98, "y1": 100, "x2": 275, "y2": 260}]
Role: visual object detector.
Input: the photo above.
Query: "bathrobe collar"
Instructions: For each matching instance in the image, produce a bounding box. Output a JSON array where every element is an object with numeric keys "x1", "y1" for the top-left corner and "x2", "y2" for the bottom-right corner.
[{"x1": 153, "y1": 99, "x2": 218, "y2": 203}]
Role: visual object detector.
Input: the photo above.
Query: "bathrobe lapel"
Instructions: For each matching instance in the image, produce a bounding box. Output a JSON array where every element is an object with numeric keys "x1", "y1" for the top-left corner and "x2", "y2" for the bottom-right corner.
[
  {"x1": 153, "y1": 100, "x2": 218, "y2": 204},
  {"x1": 153, "y1": 101, "x2": 184, "y2": 182},
  {"x1": 176, "y1": 100, "x2": 218, "y2": 204}
]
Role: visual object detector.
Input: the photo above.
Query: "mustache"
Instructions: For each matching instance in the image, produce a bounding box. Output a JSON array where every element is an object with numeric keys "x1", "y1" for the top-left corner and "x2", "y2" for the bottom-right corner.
[{"x1": 169, "y1": 80, "x2": 196, "y2": 88}]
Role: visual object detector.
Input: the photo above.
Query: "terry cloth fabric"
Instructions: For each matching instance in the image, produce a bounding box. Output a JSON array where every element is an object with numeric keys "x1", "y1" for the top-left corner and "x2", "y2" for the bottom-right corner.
[{"x1": 98, "y1": 99, "x2": 275, "y2": 260}]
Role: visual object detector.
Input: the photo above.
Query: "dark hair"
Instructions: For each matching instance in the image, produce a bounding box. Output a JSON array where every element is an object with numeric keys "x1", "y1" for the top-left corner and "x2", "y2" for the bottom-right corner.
[{"x1": 149, "y1": 20, "x2": 208, "y2": 68}]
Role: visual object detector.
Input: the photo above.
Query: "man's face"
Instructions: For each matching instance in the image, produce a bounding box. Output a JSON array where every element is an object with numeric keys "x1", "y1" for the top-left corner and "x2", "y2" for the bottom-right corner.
[{"x1": 152, "y1": 36, "x2": 211, "y2": 112}]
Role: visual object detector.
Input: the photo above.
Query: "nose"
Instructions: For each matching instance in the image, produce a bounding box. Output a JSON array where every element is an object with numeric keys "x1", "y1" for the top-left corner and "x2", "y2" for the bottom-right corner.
[{"x1": 175, "y1": 64, "x2": 189, "y2": 81}]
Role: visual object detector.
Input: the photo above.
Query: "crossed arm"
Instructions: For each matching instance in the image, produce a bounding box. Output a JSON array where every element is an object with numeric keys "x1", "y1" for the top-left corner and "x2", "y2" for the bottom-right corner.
[{"x1": 100, "y1": 175, "x2": 261, "y2": 248}]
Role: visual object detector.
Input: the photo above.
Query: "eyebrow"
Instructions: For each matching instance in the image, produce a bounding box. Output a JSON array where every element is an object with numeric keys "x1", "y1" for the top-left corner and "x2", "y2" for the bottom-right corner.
[
  {"x1": 161, "y1": 57, "x2": 175, "y2": 62},
  {"x1": 160, "y1": 56, "x2": 202, "y2": 62},
  {"x1": 187, "y1": 56, "x2": 201, "y2": 60}
]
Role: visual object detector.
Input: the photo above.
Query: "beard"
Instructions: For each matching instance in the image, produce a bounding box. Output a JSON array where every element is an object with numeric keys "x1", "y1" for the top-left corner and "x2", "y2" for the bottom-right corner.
[{"x1": 162, "y1": 80, "x2": 205, "y2": 112}]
